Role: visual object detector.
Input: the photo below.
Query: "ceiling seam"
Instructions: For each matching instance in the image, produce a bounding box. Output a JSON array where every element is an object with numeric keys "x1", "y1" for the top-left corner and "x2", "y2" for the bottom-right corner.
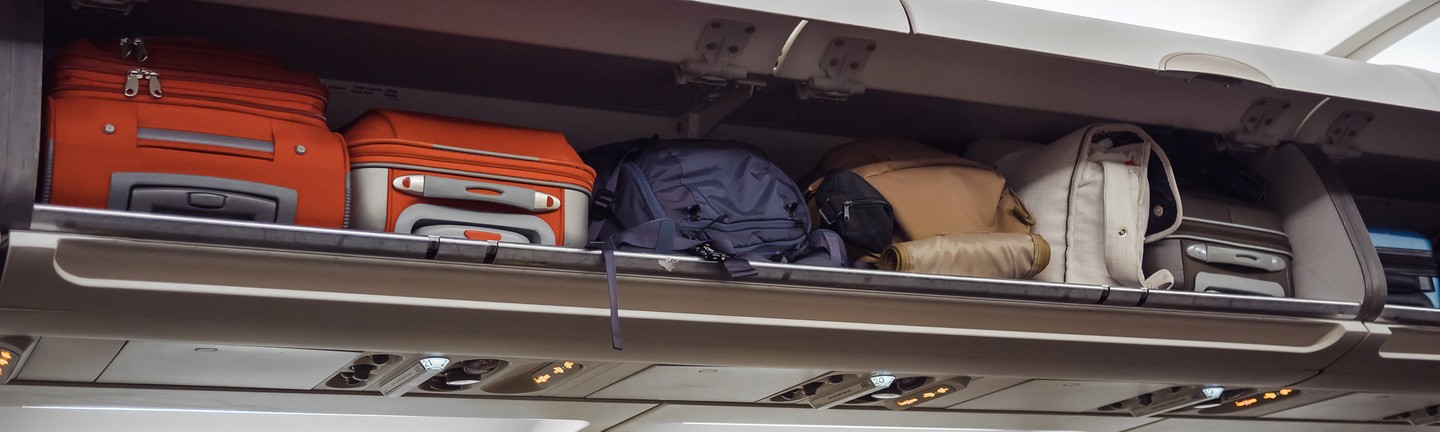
[{"x1": 1329, "y1": 0, "x2": 1440, "y2": 59}]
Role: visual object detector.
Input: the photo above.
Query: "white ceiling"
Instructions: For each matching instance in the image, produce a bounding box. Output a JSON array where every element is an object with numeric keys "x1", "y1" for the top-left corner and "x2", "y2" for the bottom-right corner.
[{"x1": 983, "y1": 0, "x2": 1440, "y2": 72}]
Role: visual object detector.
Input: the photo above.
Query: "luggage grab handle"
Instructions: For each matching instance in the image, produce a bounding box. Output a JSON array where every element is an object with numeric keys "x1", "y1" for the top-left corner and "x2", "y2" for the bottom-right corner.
[
  {"x1": 392, "y1": 175, "x2": 560, "y2": 213},
  {"x1": 1185, "y1": 243, "x2": 1286, "y2": 272}
]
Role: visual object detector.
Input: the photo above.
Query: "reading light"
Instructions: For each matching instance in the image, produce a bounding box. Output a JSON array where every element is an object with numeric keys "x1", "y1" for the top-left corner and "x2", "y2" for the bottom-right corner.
[
  {"x1": 529, "y1": 361, "x2": 583, "y2": 388},
  {"x1": 377, "y1": 356, "x2": 449, "y2": 397},
  {"x1": 0, "y1": 337, "x2": 35, "y2": 385},
  {"x1": 883, "y1": 378, "x2": 972, "y2": 411}
]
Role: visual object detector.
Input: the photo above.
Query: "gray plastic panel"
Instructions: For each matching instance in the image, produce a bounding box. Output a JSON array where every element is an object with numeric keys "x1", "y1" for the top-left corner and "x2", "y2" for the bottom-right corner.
[
  {"x1": 0, "y1": 0, "x2": 42, "y2": 230},
  {"x1": 96, "y1": 341, "x2": 360, "y2": 390}
]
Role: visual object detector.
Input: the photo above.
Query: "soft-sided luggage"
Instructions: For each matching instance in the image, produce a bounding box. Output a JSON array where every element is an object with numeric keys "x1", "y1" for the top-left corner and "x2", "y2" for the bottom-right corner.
[
  {"x1": 802, "y1": 139, "x2": 1048, "y2": 279},
  {"x1": 585, "y1": 138, "x2": 847, "y2": 349},
  {"x1": 43, "y1": 37, "x2": 347, "y2": 227},
  {"x1": 967, "y1": 124, "x2": 1182, "y2": 289},
  {"x1": 1368, "y1": 228, "x2": 1439, "y2": 308},
  {"x1": 1142, "y1": 194, "x2": 1294, "y2": 297},
  {"x1": 345, "y1": 110, "x2": 595, "y2": 247}
]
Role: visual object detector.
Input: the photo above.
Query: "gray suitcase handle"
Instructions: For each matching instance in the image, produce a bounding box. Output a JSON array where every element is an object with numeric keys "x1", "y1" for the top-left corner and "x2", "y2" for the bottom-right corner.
[
  {"x1": 1185, "y1": 243, "x2": 1286, "y2": 272},
  {"x1": 392, "y1": 174, "x2": 560, "y2": 213}
]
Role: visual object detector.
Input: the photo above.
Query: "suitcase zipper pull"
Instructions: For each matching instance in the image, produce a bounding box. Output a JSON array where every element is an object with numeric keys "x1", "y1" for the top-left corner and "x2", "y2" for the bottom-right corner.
[
  {"x1": 124, "y1": 69, "x2": 142, "y2": 97},
  {"x1": 120, "y1": 38, "x2": 133, "y2": 59},
  {"x1": 144, "y1": 69, "x2": 162, "y2": 97},
  {"x1": 133, "y1": 38, "x2": 148, "y2": 62}
]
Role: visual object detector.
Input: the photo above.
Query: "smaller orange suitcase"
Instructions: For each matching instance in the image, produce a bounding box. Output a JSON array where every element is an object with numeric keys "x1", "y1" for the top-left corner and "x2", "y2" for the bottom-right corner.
[{"x1": 345, "y1": 110, "x2": 595, "y2": 246}]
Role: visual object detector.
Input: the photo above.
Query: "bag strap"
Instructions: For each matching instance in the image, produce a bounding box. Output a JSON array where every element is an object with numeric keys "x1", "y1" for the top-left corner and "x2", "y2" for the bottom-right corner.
[
  {"x1": 599, "y1": 218, "x2": 763, "y2": 350},
  {"x1": 1096, "y1": 150, "x2": 1180, "y2": 289},
  {"x1": 1099, "y1": 159, "x2": 1146, "y2": 288}
]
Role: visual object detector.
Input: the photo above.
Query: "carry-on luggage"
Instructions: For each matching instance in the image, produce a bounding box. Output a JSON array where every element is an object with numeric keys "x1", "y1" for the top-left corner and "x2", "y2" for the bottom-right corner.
[
  {"x1": 585, "y1": 138, "x2": 847, "y2": 349},
  {"x1": 1368, "y1": 228, "x2": 1439, "y2": 308},
  {"x1": 345, "y1": 109, "x2": 595, "y2": 247},
  {"x1": 1142, "y1": 194, "x2": 1294, "y2": 297},
  {"x1": 42, "y1": 37, "x2": 348, "y2": 227},
  {"x1": 967, "y1": 124, "x2": 1183, "y2": 288},
  {"x1": 803, "y1": 139, "x2": 1048, "y2": 279},
  {"x1": 585, "y1": 138, "x2": 845, "y2": 268}
]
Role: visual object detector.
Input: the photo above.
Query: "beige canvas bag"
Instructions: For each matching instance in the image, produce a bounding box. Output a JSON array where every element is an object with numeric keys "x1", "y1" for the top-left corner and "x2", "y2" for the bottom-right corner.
[
  {"x1": 967, "y1": 124, "x2": 1182, "y2": 288},
  {"x1": 804, "y1": 139, "x2": 1049, "y2": 279}
]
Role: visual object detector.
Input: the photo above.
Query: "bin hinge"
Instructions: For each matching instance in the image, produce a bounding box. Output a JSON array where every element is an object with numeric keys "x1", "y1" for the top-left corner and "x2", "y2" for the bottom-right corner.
[
  {"x1": 69, "y1": 0, "x2": 148, "y2": 15},
  {"x1": 675, "y1": 19, "x2": 756, "y2": 87},
  {"x1": 677, "y1": 80, "x2": 765, "y2": 139},
  {"x1": 1321, "y1": 110, "x2": 1373, "y2": 161},
  {"x1": 797, "y1": 37, "x2": 875, "y2": 103},
  {"x1": 1221, "y1": 97, "x2": 1289, "y2": 152}
]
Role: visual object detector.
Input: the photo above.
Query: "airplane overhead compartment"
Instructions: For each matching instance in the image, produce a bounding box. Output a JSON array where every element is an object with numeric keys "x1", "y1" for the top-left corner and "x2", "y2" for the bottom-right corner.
[
  {"x1": 0, "y1": 206, "x2": 1367, "y2": 388},
  {"x1": 1296, "y1": 309, "x2": 1440, "y2": 394},
  {"x1": 2, "y1": 0, "x2": 1439, "y2": 419}
]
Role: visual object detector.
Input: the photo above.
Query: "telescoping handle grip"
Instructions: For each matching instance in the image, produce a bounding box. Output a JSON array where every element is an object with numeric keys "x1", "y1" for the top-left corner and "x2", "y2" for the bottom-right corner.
[
  {"x1": 392, "y1": 174, "x2": 561, "y2": 213},
  {"x1": 1185, "y1": 243, "x2": 1286, "y2": 272}
]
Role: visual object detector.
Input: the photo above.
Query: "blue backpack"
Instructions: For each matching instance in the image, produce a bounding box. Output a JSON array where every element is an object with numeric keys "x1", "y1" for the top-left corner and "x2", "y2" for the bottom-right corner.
[{"x1": 584, "y1": 138, "x2": 847, "y2": 349}]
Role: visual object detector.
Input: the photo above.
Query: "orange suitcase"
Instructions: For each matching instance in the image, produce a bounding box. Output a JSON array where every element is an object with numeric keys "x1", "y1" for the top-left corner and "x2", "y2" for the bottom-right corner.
[
  {"x1": 42, "y1": 38, "x2": 348, "y2": 227},
  {"x1": 345, "y1": 110, "x2": 595, "y2": 247}
]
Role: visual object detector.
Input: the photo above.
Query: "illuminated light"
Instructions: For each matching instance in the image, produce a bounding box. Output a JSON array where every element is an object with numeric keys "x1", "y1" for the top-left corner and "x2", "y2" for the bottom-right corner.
[
  {"x1": 0, "y1": 358, "x2": 8, "y2": 366},
  {"x1": 1279, "y1": 389, "x2": 1293, "y2": 396},
  {"x1": 1, "y1": 350, "x2": 11, "y2": 360},
  {"x1": 896, "y1": 398, "x2": 920, "y2": 406},
  {"x1": 935, "y1": 387, "x2": 950, "y2": 394},
  {"x1": 1263, "y1": 393, "x2": 1277, "y2": 400},
  {"x1": 922, "y1": 392, "x2": 937, "y2": 398},
  {"x1": 552, "y1": 367, "x2": 565, "y2": 374},
  {"x1": 563, "y1": 362, "x2": 575, "y2": 369},
  {"x1": 532, "y1": 374, "x2": 551, "y2": 384},
  {"x1": 1235, "y1": 398, "x2": 1258, "y2": 407}
]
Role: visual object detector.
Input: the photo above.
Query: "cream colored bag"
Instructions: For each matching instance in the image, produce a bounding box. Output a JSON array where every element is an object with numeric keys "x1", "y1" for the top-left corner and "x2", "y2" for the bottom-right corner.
[{"x1": 967, "y1": 124, "x2": 1181, "y2": 288}]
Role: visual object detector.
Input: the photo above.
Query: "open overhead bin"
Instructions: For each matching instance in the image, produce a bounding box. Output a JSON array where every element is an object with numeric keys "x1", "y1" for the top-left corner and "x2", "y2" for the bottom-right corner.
[
  {"x1": 0, "y1": 206, "x2": 1366, "y2": 388},
  {"x1": 0, "y1": 0, "x2": 1426, "y2": 399}
]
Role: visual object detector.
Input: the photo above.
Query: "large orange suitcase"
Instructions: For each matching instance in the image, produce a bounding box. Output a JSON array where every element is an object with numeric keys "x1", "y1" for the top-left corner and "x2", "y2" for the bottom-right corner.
[
  {"x1": 345, "y1": 110, "x2": 595, "y2": 247},
  {"x1": 42, "y1": 37, "x2": 348, "y2": 227}
]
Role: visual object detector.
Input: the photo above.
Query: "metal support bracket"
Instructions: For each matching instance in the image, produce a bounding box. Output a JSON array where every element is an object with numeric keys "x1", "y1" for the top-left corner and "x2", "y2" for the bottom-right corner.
[
  {"x1": 798, "y1": 37, "x2": 875, "y2": 102},
  {"x1": 1321, "y1": 110, "x2": 1373, "y2": 161},
  {"x1": 675, "y1": 19, "x2": 755, "y2": 87},
  {"x1": 1222, "y1": 97, "x2": 1289, "y2": 152},
  {"x1": 677, "y1": 80, "x2": 764, "y2": 139}
]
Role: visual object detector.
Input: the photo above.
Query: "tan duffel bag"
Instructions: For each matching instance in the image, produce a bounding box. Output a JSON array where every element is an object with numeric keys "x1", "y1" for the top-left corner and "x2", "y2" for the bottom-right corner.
[{"x1": 803, "y1": 139, "x2": 1049, "y2": 279}]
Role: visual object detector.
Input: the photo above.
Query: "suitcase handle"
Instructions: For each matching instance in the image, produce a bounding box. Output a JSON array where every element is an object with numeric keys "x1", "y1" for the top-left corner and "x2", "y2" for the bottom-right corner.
[
  {"x1": 108, "y1": 173, "x2": 298, "y2": 224},
  {"x1": 1185, "y1": 243, "x2": 1286, "y2": 272},
  {"x1": 391, "y1": 175, "x2": 560, "y2": 213},
  {"x1": 1195, "y1": 272, "x2": 1286, "y2": 297}
]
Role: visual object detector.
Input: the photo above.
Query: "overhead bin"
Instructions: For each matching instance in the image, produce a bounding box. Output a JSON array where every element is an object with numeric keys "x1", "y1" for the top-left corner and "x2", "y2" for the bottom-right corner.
[
  {"x1": 1295, "y1": 308, "x2": 1440, "y2": 394},
  {"x1": 0, "y1": 206, "x2": 1366, "y2": 388},
  {"x1": 0, "y1": 0, "x2": 1428, "y2": 400}
]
